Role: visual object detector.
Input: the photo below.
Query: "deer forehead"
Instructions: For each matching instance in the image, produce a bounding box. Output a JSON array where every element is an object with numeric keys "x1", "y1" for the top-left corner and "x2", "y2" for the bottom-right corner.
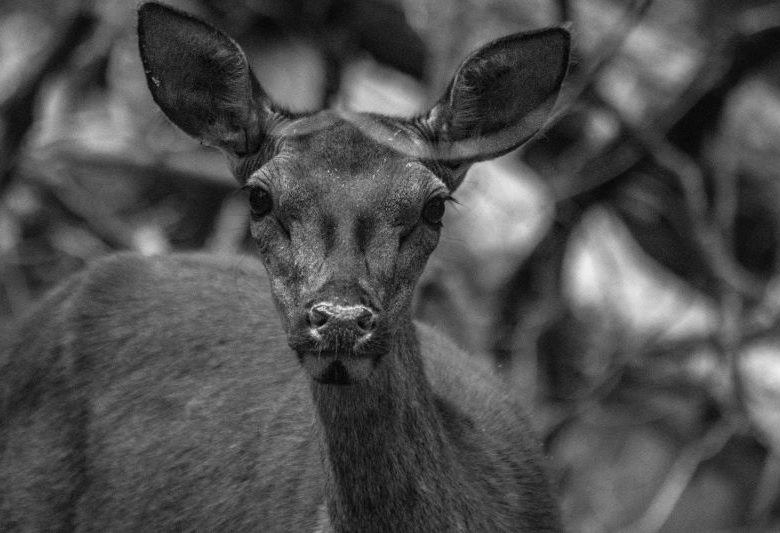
[{"x1": 250, "y1": 118, "x2": 445, "y2": 219}]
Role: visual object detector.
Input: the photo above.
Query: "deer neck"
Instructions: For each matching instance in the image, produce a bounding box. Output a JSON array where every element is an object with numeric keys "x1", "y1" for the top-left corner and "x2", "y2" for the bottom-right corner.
[{"x1": 310, "y1": 320, "x2": 471, "y2": 531}]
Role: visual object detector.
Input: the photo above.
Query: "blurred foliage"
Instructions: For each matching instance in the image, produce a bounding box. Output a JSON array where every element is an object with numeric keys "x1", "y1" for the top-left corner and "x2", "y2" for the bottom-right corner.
[{"x1": 2, "y1": 0, "x2": 780, "y2": 531}]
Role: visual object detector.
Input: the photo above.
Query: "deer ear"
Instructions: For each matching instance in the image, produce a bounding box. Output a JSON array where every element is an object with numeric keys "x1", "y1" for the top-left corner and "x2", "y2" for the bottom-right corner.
[
  {"x1": 423, "y1": 27, "x2": 570, "y2": 187},
  {"x1": 137, "y1": 2, "x2": 269, "y2": 156}
]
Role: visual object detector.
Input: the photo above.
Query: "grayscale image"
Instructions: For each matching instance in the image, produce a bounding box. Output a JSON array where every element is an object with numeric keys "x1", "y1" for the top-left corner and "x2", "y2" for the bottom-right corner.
[{"x1": 1, "y1": 1, "x2": 779, "y2": 531}]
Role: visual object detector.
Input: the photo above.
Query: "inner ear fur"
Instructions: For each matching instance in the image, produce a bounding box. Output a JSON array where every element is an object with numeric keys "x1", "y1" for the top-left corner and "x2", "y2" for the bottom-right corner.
[
  {"x1": 137, "y1": 2, "x2": 268, "y2": 155},
  {"x1": 423, "y1": 27, "x2": 570, "y2": 173}
]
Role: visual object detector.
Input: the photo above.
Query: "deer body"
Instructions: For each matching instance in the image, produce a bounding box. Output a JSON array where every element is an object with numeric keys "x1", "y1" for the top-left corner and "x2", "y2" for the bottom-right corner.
[
  {"x1": 3, "y1": 253, "x2": 556, "y2": 531},
  {"x1": 1, "y1": 3, "x2": 569, "y2": 531}
]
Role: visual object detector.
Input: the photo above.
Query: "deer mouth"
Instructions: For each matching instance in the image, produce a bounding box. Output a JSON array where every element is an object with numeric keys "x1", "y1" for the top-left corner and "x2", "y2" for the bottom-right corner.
[
  {"x1": 287, "y1": 307, "x2": 387, "y2": 384},
  {"x1": 300, "y1": 351, "x2": 378, "y2": 385}
]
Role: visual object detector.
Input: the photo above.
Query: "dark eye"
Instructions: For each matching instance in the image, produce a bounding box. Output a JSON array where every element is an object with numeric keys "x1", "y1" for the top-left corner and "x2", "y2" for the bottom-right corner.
[
  {"x1": 247, "y1": 187, "x2": 273, "y2": 218},
  {"x1": 422, "y1": 197, "x2": 446, "y2": 225}
]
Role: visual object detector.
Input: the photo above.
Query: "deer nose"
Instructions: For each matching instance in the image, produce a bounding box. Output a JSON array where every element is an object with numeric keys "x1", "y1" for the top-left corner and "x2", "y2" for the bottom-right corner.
[{"x1": 307, "y1": 303, "x2": 377, "y2": 337}]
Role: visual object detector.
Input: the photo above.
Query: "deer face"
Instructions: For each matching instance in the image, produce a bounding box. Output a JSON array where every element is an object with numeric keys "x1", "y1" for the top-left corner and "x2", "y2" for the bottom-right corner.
[
  {"x1": 137, "y1": 2, "x2": 569, "y2": 383},
  {"x1": 239, "y1": 117, "x2": 449, "y2": 381}
]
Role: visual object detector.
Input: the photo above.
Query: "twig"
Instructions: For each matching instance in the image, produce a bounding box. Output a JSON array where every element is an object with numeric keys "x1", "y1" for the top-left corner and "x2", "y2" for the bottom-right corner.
[
  {"x1": 720, "y1": 289, "x2": 749, "y2": 419},
  {"x1": 555, "y1": 0, "x2": 570, "y2": 23},
  {"x1": 205, "y1": 193, "x2": 249, "y2": 254},
  {"x1": 550, "y1": 0, "x2": 657, "y2": 123},
  {"x1": 582, "y1": 90, "x2": 767, "y2": 301},
  {"x1": 749, "y1": 451, "x2": 780, "y2": 524},
  {"x1": 0, "y1": 249, "x2": 32, "y2": 317},
  {"x1": 489, "y1": 220, "x2": 572, "y2": 371},
  {"x1": 40, "y1": 147, "x2": 235, "y2": 190},
  {"x1": 45, "y1": 179, "x2": 138, "y2": 251},
  {"x1": 638, "y1": 128, "x2": 765, "y2": 300},
  {"x1": 617, "y1": 418, "x2": 738, "y2": 533},
  {"x1": 0, "y1": 5, "x2": 97, "y2": 197}
]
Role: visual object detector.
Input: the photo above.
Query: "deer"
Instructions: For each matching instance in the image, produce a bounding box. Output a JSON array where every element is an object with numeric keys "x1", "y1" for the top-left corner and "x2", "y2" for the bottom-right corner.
[{"x1": 0, "y1": 2, "x2": 570, "y2": 531}]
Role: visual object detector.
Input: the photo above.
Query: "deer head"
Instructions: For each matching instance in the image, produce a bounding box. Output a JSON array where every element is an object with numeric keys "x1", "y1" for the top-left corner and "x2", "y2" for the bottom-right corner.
[{"x1": 138, "y1": 2, "x2": 569, "y2": 384}]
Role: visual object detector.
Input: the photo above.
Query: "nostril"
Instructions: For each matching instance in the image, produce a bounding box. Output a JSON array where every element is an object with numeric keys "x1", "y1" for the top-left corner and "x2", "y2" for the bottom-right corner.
[
  {"x1": 356, "y1": 308, "x2": 377, "y2": 333},
  {"x1": 308, "y1": 305, "x2": 329, "y2": 329},
  {"x1": 307, "y1": 303, "x2": 377, "y2": 335}
]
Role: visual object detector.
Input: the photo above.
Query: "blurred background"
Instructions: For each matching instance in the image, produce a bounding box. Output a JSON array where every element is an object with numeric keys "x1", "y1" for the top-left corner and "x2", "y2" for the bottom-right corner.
[{"x1": 1, "y1": 0, "x2": 780, "y2": 531}]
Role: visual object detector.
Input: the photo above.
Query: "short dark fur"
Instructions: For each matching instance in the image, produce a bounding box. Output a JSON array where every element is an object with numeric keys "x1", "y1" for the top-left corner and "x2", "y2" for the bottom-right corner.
[{"x1": 1, "y1": 2, "x2": 569, "y2": 531}]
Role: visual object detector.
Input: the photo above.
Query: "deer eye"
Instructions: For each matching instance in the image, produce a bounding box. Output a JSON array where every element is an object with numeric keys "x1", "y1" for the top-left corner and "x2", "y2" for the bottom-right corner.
[
  {"x1": 422, "y1": 197, "x2": 446, "y2": 226},
  {"x1": 247, "y1": 187, "x2": 273, "y2": 218}
]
